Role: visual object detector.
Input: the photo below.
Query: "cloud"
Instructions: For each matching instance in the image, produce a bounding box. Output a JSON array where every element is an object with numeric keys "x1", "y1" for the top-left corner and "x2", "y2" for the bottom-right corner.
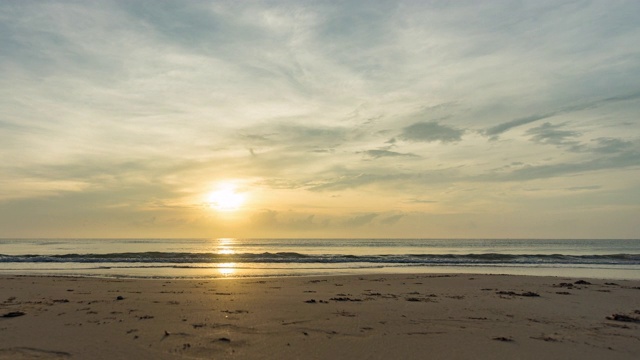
[
  {"x1": 378, "y1": 214, "x2": 404, "y2": 225},
  {"x1": 240, "y1": 123, "x2": 349, "y2": 149},
  {"x1": 361, "y1": 149, "x2": 419, "y2": 159},
  {"x1": 525, "y1": 122, "x2": 581, "y2": 148},
  {"x1": 485, "y1": 91, "x2": 640, "y2": 138},
  {"x1": 307, "y1": 167, "x2": 461, "y2": 192},
  {"x1": 566, "y1": 185, "x2": 601, "y2": 191},
  {"x1": 310, "y1": 148, "x2": 334, "y2": 153},
  {"x1": 485, "y1": 113, "x2": 558, "y2": 138},
  {"x1": 250, "y1": 210, "x2": 329, "y2": 231},
  {"x1": 481, "y1": 150, "x2": 640, "y2": 182},
  {"x1": 591, "y1": 138, "x2": 633, "y2": 154},
  {"x1": 399, "y1": 122, "x2": 464, "y2": 143},
  {"x1": 341, "y1": 213, "x2": 378, "y2": 227},
  {"x1": 593, "y1": 91, "x2": 640, "y2": 107},
  {"x1": 308, "y1": 173, "x2": 401, "y2": 192},
  {"x1": 405, "y1": 199, "x2": 438, "y2": 204}
]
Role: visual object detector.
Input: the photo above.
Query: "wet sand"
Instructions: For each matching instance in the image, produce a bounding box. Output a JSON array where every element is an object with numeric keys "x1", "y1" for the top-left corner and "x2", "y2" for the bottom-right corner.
[{"x1": 1, "y1": 274, "x2": 639, "y2": 359}]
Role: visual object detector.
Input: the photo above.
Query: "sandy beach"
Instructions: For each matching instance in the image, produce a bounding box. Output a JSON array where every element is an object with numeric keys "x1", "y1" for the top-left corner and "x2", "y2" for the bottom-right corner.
[{"x1": 1, "y1": 274, "x2": 639, "y2": 359}]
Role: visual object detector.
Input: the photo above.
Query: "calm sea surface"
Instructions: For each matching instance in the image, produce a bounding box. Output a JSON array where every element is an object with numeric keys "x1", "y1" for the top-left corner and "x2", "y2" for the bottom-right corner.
[{"x1": 1, "y1": 238, "x2": 639, "y2": 280}]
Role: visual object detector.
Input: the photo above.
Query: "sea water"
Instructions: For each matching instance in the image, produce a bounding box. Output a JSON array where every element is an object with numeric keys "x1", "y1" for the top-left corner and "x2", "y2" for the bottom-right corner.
[{"x1": 1, "y1": 238, "x2": 639, "y2": 280}]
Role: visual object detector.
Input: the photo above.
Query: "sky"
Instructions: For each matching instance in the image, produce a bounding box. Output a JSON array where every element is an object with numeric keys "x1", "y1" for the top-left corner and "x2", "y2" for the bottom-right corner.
[{"x1": 1, "y1": 0, "x2": 639, "y2": 239}]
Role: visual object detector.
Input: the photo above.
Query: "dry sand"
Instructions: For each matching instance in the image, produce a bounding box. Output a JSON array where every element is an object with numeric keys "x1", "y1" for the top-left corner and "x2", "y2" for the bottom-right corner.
[{"x1": 1, "y1": 274, "x2": 639, "y2": 359}]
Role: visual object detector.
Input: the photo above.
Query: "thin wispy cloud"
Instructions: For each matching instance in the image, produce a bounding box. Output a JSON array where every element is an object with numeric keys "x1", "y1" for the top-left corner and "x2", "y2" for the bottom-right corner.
[
  {"x1": 399, "y1": 122, "x2": 464, "y2": 144},
  {"x1": 525, "y1": 122, "x2": 581, "y2": 149},
  {"x1": 361, "y1": 149, "x2": 419, "y2": 159}
]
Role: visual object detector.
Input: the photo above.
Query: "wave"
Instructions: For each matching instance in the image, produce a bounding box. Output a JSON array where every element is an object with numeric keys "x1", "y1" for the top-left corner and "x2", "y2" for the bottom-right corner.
[{"x1": 1, "y1": 252, "x2": 639, "y2": 266}]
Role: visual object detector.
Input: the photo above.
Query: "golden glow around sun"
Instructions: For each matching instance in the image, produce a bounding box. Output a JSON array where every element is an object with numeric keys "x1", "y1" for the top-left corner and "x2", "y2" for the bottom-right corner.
[{"x1": 207, "y1": 183, "x2": 246, "y2": 212}]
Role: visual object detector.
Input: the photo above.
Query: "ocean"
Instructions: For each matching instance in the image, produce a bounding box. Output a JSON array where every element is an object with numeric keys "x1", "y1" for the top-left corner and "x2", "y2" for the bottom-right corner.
[{"x1": 1, "y1": 238, "x2": 639, "y2": 280}]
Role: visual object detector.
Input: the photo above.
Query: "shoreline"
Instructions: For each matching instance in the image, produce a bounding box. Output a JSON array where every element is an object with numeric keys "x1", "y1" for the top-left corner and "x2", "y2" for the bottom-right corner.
[
  {"x1": 1, "y1": 273, "x2": 639, "y2": 359},
  {"x1": 2, "y1": 264, "x2": 640, "y2": 281}
]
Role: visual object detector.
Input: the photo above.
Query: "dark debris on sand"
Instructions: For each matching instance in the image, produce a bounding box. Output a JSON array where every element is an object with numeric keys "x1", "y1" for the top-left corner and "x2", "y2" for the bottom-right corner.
[
  {"x1": 2, "y1": 311, "x2": 26, "y2": 318},
  {"x1": 531, "y1": 335, "x2": 560, "y2": 342},
  {"x1": 304, "y1": 299, "x2": 328, "y2": 304},
  {"x1": 607, "y1": 313, "x2": 640, "y2": 323},
  {"x1": 405, "y1": 297, "x2": 436, "y2": 303},
  {"x1": 554, "y1": 280, "x2": 592, "y2": 289},
  {"x1": 554, "y1": 283, "x2": 575, "y2": 289},
  {"x1": 330, "y1": 297, "x2": 362, "y2": 302},
  {"x1": 493, "y1": 337, "x2": 514, "y2": 342},
  {"x1": 496, "y1": 291, "x2": 540, "y2": 297}
]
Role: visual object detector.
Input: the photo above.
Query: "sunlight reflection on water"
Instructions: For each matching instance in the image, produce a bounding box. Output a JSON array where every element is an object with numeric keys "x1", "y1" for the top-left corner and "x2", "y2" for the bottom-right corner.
[{"x1": 217, "y1": 262, "x2": 236, "y2": 276}]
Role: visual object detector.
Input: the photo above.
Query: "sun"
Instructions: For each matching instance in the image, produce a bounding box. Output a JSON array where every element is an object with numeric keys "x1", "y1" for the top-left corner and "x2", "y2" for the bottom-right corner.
[{"x1": 206, "y1": 184, "x2": 246, "y2": 212}]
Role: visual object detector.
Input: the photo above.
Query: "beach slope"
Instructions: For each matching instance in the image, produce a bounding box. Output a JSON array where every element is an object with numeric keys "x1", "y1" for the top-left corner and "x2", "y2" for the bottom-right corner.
[{"x1": 1, "y1": 274, "x2": 639, "y2": 359}]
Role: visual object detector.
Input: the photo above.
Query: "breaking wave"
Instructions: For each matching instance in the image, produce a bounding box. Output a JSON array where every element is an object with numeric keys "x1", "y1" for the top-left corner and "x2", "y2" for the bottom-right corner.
[{"x1": 1, "y1": 252, "x2": 639, "y2": 266}]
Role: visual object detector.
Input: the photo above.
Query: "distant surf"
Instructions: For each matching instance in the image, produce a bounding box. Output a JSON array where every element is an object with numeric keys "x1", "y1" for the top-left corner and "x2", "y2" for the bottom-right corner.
[
  {"x1": 2, "y1": 252, "x2": 639, "y2": 266},
  {"x1": 1, "y1": 238, "x2": 639, "y2": 279}
]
